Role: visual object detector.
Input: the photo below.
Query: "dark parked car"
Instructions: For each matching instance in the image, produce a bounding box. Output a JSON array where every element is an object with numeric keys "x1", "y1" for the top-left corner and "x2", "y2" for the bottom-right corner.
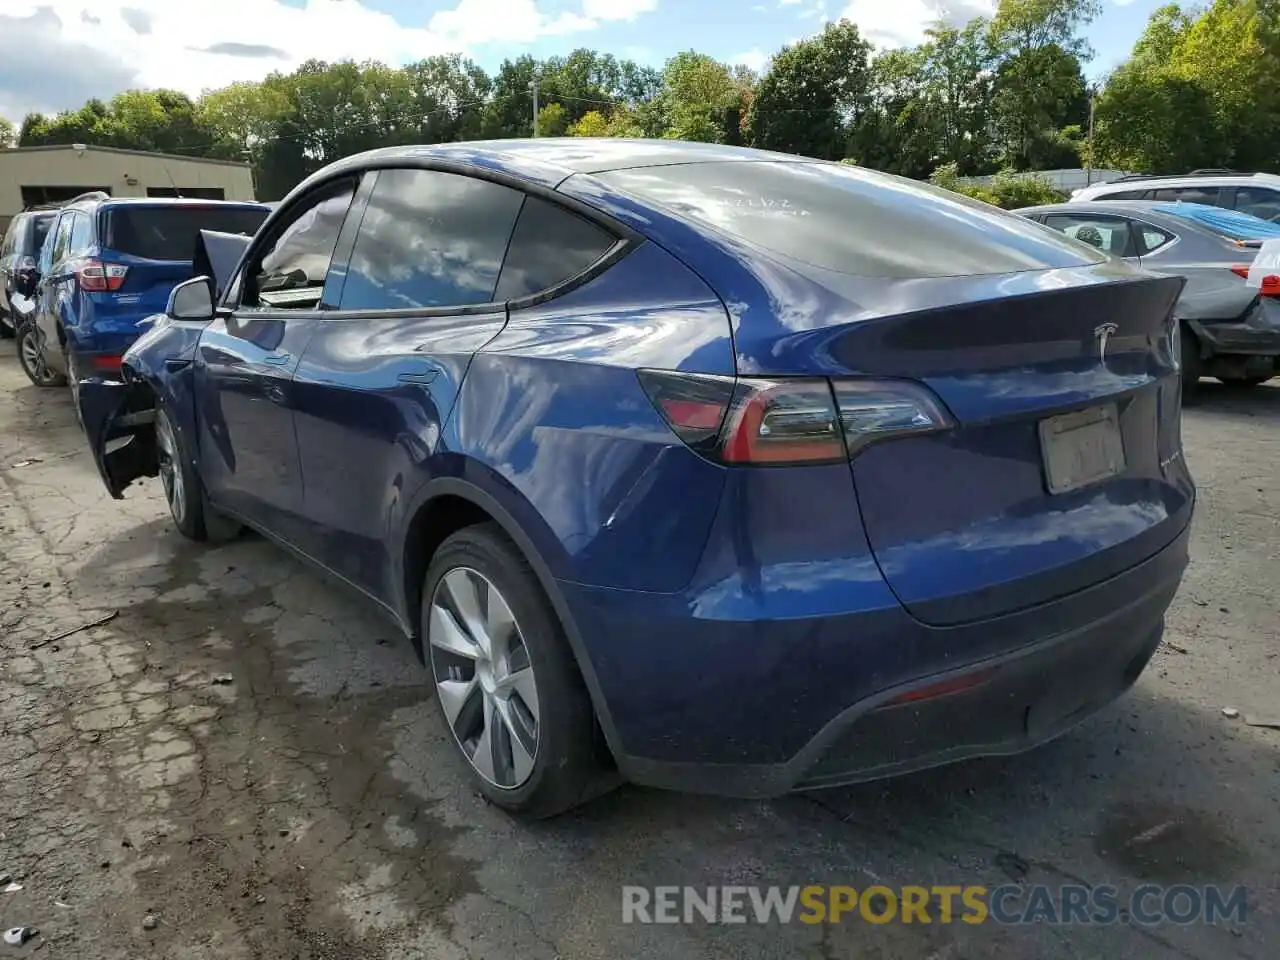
[
  {"x1": 1018, "y1": 199, "x2": 1280, "y2": 392},
  {"x1": 1, "y1": 210, "x2": 56, "y2": 337},
  {"x1": 27, "y1": 193, "x2": 270, "y2": 391},
  {"x1": 78, "y1": 140, "x2": 1194, "y2": 818}
]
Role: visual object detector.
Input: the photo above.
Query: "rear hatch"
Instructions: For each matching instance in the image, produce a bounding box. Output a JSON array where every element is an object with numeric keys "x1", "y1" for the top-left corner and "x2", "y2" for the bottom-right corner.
[
  {"x1": 597, "y1": 160, "x2": 1194, "y2": 626},
  {"x1": 94, "y1": 204, "x2": 269, "y2": 323}
]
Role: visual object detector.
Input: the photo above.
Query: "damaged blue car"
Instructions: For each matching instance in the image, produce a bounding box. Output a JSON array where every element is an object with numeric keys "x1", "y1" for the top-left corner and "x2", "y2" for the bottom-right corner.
[{"x1": 77, "y1": 140, "x2": 1194, "y2": 819}]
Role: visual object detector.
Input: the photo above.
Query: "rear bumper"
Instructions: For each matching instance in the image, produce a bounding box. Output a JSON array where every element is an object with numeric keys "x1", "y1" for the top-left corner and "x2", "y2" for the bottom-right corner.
[
  {"x1": 564, "y1": 519, "x2": 1190, "y2": 799},
  {"x1": 1191, "y1": 318, "x2": 1280, "y2": 357}
]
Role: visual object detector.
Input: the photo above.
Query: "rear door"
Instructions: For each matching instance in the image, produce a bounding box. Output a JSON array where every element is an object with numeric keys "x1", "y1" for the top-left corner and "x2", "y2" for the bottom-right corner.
[
  {"x1": 35, "y1": 211, "x2": 77, "y2": 375},
  {"x1": 194, "y1": 181, "x2": 357, "y2": 540},
  {"x1": 289, "y1": 167, "x2": 527, "y2": 600}
]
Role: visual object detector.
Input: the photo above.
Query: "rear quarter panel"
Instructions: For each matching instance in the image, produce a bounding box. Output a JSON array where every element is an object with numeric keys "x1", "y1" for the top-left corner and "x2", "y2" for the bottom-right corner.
[{"x1": 426, "y1": 239, "x2": 736, "y2": 594}]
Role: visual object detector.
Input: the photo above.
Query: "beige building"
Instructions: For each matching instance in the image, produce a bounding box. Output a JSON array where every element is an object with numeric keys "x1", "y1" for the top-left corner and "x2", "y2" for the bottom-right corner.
[{"x1": 0, "y1": 144, "x2": 256, "y2": 233}]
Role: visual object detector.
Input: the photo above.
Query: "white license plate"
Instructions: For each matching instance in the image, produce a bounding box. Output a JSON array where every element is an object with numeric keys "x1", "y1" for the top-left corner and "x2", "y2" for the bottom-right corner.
[{"x1": 1039, "y1": 404, "x2": 1125, "y2": 495}]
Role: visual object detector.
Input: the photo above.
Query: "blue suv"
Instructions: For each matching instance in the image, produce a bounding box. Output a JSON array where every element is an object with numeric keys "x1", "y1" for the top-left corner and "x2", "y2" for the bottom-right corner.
[{"x1": 31, "y1": 193, "x2": 270, "y2": 388}]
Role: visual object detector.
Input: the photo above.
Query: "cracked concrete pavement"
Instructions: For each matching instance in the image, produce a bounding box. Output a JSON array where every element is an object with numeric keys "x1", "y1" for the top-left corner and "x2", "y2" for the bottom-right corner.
[{"x1": 0, "y1": 351, "x2": 1277, "y2": 959}]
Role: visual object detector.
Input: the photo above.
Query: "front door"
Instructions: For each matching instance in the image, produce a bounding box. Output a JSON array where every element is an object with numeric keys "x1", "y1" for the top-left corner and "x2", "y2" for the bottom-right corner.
[
  {"x1": 194, "y1": 179, "x2": 358, "y2": 539},
  {"x1": 289, "y1": 167, "x2": 529, "y2": 602}
]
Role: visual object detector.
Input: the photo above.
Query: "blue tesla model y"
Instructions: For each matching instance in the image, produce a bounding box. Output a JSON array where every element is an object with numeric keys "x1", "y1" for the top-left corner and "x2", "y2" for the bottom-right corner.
[{"x1": 78, "y1": 139, "x2": 1194, "y2": 818}]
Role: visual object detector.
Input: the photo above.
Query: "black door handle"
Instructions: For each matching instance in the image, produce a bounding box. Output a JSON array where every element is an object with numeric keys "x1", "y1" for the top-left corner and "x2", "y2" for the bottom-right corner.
[{"x1": 397, "y1": 368, "x2": 439, "y2": 386}]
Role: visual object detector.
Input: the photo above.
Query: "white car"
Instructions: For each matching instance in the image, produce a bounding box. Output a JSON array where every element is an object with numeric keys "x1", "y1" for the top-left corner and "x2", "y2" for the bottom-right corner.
[{"x1": 1072, "y1": 171, "x2": 1280, "y2": 222}]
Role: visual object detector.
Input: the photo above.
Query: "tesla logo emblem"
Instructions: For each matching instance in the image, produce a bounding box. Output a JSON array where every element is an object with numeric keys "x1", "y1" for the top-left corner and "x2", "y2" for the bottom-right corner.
[{"x1": 1094, "y1": 322, "x2": 1118, "y2": 363}]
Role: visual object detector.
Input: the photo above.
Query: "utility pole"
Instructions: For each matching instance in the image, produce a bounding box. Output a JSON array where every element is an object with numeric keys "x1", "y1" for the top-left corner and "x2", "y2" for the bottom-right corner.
[
  {"x1": 531, "y1": 75, "x2": 539, "y2": 138},
  {"x1": 1086, "y1": 94, "x2": 1096, "y2": 186}
]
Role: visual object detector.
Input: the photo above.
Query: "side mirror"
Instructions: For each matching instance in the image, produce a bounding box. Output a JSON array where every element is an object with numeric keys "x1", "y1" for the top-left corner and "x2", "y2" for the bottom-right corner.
[
  {"x1": 167, "y1": 276, "x2": 214, "y2": 322},
  {"x1": 9, "y1": 292, "x2": 33, "y2": 320}
]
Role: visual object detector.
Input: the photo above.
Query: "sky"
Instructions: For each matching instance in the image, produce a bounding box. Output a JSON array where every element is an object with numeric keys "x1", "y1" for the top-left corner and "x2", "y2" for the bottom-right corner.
[{"x1": 0, "y1": 0, "x2": 1168, "y2": 125}]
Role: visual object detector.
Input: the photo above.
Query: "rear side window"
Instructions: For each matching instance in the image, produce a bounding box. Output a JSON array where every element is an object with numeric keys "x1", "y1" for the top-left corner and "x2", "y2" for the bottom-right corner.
[
  {"x1": 1152, "y1": 186, "x2": 1222, "y2": 206},
  {"x1": 1097, "y1": 188, "x2": 1150, "y2": 200},
  {"x1": 1232, "y1": 186, "x2": 1280, "y2": 222},
  {"x1": 48, "y1": 214, "x2": 74, "y2": 266},
  {"x1": 106, "y1": 205, "x2": 269, "y2": 261},
  {"x1": 1042, "y1": 214, "x2": 1137, "y2": 258},
  {"x1": 339, "y1": 169, "x2": 524, "y2": 311},
  {"x1": 495, "y1": 196, "x2": 617, "y2": 300},
  {"x1": 596, "y1": 161, "x2": 1105, "y2": 278},
  {"x1": 69, "y1": 213, "x2": 94, "y2": 253},
  {"x1": 1137, "y1": 224, "x2": 1175, "y2": 253},
  {"x1": 28, "y1": 216, "x2": 52, "y2": 256}
]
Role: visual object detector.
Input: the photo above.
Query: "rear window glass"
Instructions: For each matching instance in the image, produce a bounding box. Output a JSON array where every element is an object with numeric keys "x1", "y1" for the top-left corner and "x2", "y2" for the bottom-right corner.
[
  {"x1": 596, "y1": 161, "x2": 1103, "y2": 278},
  {"x1": 105, "y1": 205, "x2": 269, "y2": 261}
]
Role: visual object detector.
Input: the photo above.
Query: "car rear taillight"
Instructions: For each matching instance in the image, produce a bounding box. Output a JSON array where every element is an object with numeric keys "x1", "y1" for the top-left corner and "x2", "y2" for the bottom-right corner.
[
  {"x1": 90, "y1": 355, "x2": 122, "y2": 372},
  {"x1": 1230, "y1": 264, "x2": 1280, "y2": 296},
  {"x1": 639, "y1": 370, "x2": 954, "y2": 465},
  {"x1": 74, "y1": 259, "x2": 129, "y2": 293}
]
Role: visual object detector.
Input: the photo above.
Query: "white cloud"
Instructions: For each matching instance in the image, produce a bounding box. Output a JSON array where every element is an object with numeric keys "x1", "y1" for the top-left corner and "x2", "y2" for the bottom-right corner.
[
  {"x1": 428, "y1": 0, "x2": 593, "y2": 46},
  {"x1": 582, "y1": 0, "x2": 659, "y2": 19},
  {"x1": 0, "y1": 0, "x2": 660, "y2": 120},
  {"x1": 733, "y1": 48, "x2": 772, "y2": 72},
  {"x1": 835, "y1": 0, "x2": 996, "y2": 48}
]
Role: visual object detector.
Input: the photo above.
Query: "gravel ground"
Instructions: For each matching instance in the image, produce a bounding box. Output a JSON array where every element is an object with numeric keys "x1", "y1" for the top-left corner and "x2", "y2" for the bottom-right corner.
[{"x1": 0, "y1": 351, "x2": 1277, "y2": 960}]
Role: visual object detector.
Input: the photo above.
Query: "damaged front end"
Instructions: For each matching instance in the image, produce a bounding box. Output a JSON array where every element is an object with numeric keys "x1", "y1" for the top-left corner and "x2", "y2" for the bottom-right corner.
[
  {"x1": 78, "y1": 370, "x2": 160, "y2": 499},
  {"x1": 78, "y1": 296, "x2": 207, "y2": 500}
]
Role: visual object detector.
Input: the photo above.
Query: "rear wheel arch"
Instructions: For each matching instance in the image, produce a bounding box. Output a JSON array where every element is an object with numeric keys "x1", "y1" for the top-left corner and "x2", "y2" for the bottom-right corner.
[{"x1": 397, "y1": 477, "x2": 626, "y2": 762}]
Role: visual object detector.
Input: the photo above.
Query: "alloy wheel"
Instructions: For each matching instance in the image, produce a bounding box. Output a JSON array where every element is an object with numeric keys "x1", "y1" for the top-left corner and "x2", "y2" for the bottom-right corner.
[
  {"x1": 155, "y1": 413, "x2": 187, "y2": 526},
  {"x1": 428, "y1": 567, "x2": 541, "y2": 789},
  {"x1": 20, "y1": 330, "x2": 58, "y2": 387}
]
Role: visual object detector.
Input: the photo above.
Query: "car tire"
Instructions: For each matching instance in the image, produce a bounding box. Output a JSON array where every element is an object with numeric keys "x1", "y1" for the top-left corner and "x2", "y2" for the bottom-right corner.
[
  {"x1": 422, "y1": 522, "x2": 612, "y2": 819},
  {"x1": 154, "y1": 405, "x2": 242, "y2": 543},
  {"x1": 16, "y1": 322, "x2": 66, "y2": 387},
  {"x1": 0, "y1": 311, "x2": 14, "y2": 340},
  {"x1": 1180, "y1": 326, "x2": 1203, "y2": 403}
]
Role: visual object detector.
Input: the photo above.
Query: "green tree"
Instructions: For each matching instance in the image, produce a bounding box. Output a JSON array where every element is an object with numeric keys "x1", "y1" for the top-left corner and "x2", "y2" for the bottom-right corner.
[
  {"x1": 484, "y1": 56, "x2": 540, "y2": 138},
  {"x1": 537, "y1": 102, "x2": 568, "y2": 136},
  {"x1": 849, "y1": 47, "x2": 939, "y2": 177},
  {"x1": 1093, "y1": 0, "x2": 1280, "y2": 173},
  {"x1": 568, "y1": 110, "x2": 610, "y2": 137},
  {"x1": 660, "y1": 51, "x2": 739, "y2": 142},
  {"x1": 0, "y1": 117, "x2": 15, "y2": 148},
  {"x1": 1093, "y1": 70, "x2": 1221, "y2": 172},
  {"x1": 989, "y1": 0, "x2": 1099, "y2": 168},
  {"x1": 748, "y1": 20, "x2": 873, "y2": 159},
  {"x1": 922, "y1": 20, "x2": 997, "y2": 173}
]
